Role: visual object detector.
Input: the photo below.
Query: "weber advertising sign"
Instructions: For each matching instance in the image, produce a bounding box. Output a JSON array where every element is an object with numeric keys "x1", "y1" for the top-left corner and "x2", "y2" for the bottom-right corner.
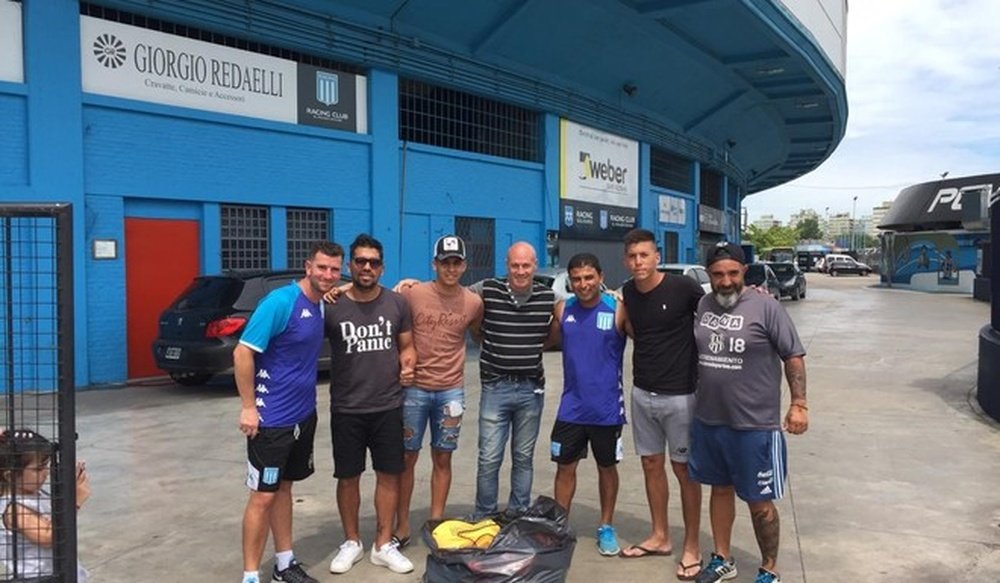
[
  {"x1": 0, "y1": 0, "x2": 23, "y2": 83},
  {"x1": 560, "y1": 119, "x2": 638, "y2": 240},
  {"x1": 81, "y1": 16, "x2": 366, "y2": 132}
]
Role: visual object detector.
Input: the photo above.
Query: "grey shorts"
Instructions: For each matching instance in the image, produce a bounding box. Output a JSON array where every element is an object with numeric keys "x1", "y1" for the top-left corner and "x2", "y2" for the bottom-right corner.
[{"x1": 630, "y1": 388, "x2": 695, "y2": 462}]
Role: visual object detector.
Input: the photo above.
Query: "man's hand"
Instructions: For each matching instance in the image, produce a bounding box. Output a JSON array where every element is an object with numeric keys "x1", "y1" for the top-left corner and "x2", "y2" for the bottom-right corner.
[
  {"x1": 392, "y1": 278, "x2": 420, "y2": 293},
  {"x1": 323, "y1": 282, "x2": 353, "y2": 304},
  {"x1": 783, "y1": 404, "x2": 808, "y2": 435},
  {"x1": 400, "y1": 365, "x2": 415, "y2": 387},
  {"x1": 240, "y1": 406, "x2": 260, "y2": 438}
]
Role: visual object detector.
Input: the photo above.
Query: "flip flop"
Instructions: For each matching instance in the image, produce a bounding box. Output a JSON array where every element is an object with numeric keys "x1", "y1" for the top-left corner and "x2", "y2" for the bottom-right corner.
[
  {"x1": 676, "y1": 559, "x2": 703, "y2": 581},
  {"x1": 391, "y1": 535, "x2": 411, "y2": 549},
  {"x1": 619, "y1": 544, "x2": 672, "y2": 558}
]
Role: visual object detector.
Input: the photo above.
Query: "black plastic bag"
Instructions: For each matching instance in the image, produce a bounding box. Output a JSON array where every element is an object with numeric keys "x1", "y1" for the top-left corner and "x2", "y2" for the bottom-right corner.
[{"x1": 422, "y1": 496, "x2": 577, "y2": 583}]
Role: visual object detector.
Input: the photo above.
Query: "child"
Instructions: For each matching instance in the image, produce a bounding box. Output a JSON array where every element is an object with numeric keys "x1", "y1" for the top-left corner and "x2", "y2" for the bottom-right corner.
[{"x1": 0, "y1": 429, "x2": 90, "y2": 581}]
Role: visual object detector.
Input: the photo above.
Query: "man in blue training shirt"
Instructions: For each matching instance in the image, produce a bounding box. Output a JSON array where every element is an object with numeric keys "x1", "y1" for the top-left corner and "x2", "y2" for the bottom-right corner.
[
  {"x1": 546, "y1": 253, "x2": 628, "y2": 557},
  {"x1": 233, "y1": 241, "x2": 344, "y2": 583}
]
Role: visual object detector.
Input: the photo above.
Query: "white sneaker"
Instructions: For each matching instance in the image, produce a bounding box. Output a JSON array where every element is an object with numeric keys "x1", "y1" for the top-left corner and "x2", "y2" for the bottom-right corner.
[
  {"x1": 328, "y1": 539, "x2": 363, "y2": 574},
  {"x1": 370, "y1": 540, "x2": 414, "y2": 574}
]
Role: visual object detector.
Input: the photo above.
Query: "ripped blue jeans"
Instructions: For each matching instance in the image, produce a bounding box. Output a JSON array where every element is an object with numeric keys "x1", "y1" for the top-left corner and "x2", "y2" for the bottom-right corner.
[{"x1": 402, "y1": 387, "x2": 465, "y2": 452}]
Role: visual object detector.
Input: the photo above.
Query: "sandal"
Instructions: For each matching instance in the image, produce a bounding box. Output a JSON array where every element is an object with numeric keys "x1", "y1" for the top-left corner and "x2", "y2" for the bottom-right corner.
[{"x1": 676, "y1": 559, "x2": 702, "y2": 581}]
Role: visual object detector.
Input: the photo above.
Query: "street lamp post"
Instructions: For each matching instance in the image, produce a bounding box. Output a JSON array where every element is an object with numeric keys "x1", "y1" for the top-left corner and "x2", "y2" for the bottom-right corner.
[{"x1": 851, "y1": 196, "x2": 858, "y2": 251}]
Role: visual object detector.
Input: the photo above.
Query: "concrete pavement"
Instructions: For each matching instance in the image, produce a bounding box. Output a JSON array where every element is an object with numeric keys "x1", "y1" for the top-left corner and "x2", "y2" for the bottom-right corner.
[{"x1": 74, "y1": 273, "x2": 1000, "y2": 582}]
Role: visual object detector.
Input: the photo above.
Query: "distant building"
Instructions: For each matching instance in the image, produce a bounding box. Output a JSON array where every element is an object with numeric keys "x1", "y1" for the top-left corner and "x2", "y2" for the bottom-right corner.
[
  {"x1": 753, "y1": 214, "x2": 783, "y2": 230},
  {"x1": 869, "y1": 200, "x2": 894, "y2": 237},
  {"x1": 789, "y1": 208, "x2": 821, "y2": 229},
  {"x1": 826, "y1": 213, "x2": 853, "y2": 237}
]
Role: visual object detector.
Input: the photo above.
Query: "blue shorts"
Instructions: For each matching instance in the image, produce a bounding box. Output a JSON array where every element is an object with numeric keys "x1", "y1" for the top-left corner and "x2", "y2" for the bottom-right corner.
[
  {"x1": 689, "y1": 418, "x2": 787, "y2": 502},
  {"x1": 402, "y1": 387, "x2": 465, "y2": 452}
]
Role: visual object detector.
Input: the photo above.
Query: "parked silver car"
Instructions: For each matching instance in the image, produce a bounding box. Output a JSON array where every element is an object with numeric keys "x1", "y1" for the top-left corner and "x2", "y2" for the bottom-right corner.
[{"x1": 657, "y1": 263, "x2": 712, "y2": 294}]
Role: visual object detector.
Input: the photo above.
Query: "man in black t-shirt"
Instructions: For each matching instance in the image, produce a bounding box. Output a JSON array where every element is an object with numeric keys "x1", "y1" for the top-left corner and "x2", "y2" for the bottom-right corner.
[
  {"x1": 619, "y1": 229, "x2": 703, "y2": 581},
  {"x1": 324, "y1": 234, "x2": 417, "y2": 576}
]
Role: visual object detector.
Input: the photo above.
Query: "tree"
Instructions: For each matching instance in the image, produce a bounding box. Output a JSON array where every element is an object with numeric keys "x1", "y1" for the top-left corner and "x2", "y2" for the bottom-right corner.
[
  {"x1": 796, "y1": 217, "x2": 823, "y2": 240},
  {"x1": 743, "y1": 224, "x2": 799, "y2": 250}
]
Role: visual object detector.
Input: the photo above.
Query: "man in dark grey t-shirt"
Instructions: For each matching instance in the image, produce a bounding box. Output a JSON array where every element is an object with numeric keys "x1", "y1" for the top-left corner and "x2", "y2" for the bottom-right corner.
[
  {"x1": 324, "y1": 234, "x2": 417, "y2": 576},
  {"x1": 689, "y1": 243, "x2": 808, "y2": 583}
]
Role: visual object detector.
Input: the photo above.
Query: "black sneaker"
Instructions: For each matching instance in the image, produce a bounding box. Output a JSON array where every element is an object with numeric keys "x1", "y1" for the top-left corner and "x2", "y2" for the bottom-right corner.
[{"x1": 272, "y1": 559, "x2": 318, "y2": 583}]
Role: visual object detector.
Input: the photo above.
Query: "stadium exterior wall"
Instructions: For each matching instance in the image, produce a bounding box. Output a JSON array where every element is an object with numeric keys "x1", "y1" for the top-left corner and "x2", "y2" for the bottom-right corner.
[{"x1": 0, "y1": 0, "x2": 831, "y2": 386}]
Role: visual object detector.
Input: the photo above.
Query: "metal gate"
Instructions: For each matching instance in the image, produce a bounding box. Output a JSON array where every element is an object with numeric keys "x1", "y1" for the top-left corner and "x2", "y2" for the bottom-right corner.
[
  {"x1": 456, "y1": 216, "x2": 495, "y2": 285},
  {"x1": 0, "y1": 204, "x2": 77, "y2": 582}
]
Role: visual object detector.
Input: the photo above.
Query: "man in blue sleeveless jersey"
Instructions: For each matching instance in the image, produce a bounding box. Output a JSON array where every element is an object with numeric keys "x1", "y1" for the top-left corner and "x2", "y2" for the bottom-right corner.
[
  {"x1": 234, "y1": 241, "x2": 344, "y2": 583},
  {"x1": 547, "y1": 253, "x2": 628, "y2": 557}
]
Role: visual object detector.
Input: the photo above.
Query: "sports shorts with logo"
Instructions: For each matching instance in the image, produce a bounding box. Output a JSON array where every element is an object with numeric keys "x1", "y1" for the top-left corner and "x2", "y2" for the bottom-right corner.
[
  {"x1": 688, "y1": 418, "x2": 787, "y2": 502},
  {"x1": 550, "y1": 420, "x2": 623, "y2": 467},
  {"x1": 246, "y1": 411, "x2": 317, "y2": 492}
]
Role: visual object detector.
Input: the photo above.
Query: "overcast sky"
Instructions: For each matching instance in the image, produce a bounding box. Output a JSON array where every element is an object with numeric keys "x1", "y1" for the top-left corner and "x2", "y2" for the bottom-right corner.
[{"x1": 744, "y1": 0, "x2": 1000, "y2": 223}]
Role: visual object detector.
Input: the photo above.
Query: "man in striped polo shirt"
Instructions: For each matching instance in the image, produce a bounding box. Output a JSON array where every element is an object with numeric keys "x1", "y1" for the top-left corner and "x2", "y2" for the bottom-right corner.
[{"x1": 470, "y1": 241, "x2": 556, "y2": 517}]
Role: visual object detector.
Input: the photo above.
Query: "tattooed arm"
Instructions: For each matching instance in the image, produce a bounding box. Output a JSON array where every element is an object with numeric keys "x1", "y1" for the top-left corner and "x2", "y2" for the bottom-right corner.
[{"x1": 783, "y1": 355, "x2": 808, "y2": 434}]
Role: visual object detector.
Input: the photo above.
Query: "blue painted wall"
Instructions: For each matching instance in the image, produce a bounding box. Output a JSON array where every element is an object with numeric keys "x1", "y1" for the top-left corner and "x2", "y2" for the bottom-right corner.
[
  {"x1": 0, "y1": 90, "x2": 28, "y2": 186},
  {"x1": 84, "y1": 195, "x2": 127, "y2": 384}
]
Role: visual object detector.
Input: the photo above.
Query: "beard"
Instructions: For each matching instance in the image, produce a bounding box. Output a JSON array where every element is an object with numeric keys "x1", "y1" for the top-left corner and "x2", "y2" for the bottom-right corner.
[
  {"x1": 714, "y1": 286, "x2": 742, "y2": 309},
  {"x1": 353, "y1": 277, "x2": 377, "y2": 292}
]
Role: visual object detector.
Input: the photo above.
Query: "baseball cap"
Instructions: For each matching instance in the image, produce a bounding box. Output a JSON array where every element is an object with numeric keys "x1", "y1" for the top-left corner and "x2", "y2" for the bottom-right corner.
[
  {"x1": 434, "y1": 235, "x2": 467, "y2": 261},
  {"x1": 705, "y1": 242, "x2": 746, "y2": 268}
]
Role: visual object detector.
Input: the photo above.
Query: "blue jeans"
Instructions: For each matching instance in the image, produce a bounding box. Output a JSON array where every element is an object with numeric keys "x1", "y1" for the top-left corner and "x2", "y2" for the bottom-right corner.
[
  {"x1": 402, "y1": 387, "x2": 465, "y2": 451},
  {"x1": 475, "y1": 378, "x2": 544, "y2": 516}
]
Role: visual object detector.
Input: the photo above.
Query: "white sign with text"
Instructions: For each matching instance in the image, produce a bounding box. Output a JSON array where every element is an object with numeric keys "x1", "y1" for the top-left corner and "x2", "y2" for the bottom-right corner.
[
  {"x1": 0, "y1": 1, "x2": 23, "y2": 83},
  {"x1": 659, "y1": 194, "x2": 687, "y2": 225},
  {"x1": 560, "y1": 119, "x2": 638, "y2": 208},
  {"x1": 81, "y1": 16, "x2": 298, "y2": 122}
]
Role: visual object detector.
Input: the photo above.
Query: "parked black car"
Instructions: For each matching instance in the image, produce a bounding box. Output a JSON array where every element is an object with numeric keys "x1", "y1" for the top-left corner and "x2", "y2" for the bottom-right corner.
[
  {"x1": 828, "y1": 258, "x2": 872, "y2": 276},
  {"x1": 768, "y1": 261, "x2": 807, "y2": 300},
  {"x1": 152, "y1": 269, "x2": 341, "y2": 385},
  {"x1": 745, "y1": 263, "x2": 781, "y2": 301}
]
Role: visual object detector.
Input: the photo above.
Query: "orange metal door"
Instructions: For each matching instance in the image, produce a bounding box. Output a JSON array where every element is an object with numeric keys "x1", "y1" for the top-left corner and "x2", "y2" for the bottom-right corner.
[{"x1": 125, "y1": 218, "x2": 200, "y2": 378}]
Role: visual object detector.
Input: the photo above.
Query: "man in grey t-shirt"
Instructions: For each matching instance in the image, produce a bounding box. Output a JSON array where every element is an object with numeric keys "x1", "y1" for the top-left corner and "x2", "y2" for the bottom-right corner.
[
  {"x1": 324, "y1": 234, "x2": 417, "y2": 575},
  {"x1": 689, "y1": 243, "x2": 808, "y2": 583}
]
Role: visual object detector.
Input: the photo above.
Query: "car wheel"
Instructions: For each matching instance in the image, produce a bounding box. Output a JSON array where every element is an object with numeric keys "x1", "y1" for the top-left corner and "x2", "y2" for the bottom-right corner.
[
  {"x1": 831, "y1": 270, "x2": 838, "y2": 277},
  {"x1": 169, "y1": 372, "x2": 213, "y2": 386},
  {"x1": 800, "y1": 287, "x2": 806, "y2": 299},
  {"x1": 792, "y1": 288, "x2": 800, "y2": 301}
]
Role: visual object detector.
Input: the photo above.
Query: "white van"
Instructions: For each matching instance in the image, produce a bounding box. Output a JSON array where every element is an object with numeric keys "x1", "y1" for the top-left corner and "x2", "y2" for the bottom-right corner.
[{"x1": 818, "y1": 253, "x2": 852, "y2": 273}]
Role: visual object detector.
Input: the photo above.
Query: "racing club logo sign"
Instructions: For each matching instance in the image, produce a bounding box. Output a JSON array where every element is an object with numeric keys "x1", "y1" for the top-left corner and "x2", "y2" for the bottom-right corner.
[{"x1": 315, "y1": 71, "x2": 339, "y2": 106}]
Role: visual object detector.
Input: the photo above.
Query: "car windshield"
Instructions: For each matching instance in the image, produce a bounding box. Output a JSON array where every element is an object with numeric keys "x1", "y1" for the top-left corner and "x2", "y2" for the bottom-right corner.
[
  {"x1": 771, "y1": 264, "x2": 796, "y2": 277},
  {"x1": 658, "y1": 267, "x2": 684, "y2": 275},
  {"x1": 745, "y1": 264, "x2": 766, "y2": 285},
  {"x1": 172, "y1": 277, "x2": 244, "y2": 310},
  {"x1": 533, "y1": 275, "x2": 555, "y2": 286}
]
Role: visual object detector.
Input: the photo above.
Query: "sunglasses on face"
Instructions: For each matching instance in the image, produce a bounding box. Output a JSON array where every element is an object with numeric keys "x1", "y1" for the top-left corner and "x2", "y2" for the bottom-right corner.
[{"x1": 352, "y1": 257, "x2": 383, "y2": 268}]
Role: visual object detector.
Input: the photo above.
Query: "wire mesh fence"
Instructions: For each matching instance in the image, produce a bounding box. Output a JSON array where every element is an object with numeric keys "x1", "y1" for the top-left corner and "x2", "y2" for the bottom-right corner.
[{"x1": 0, "y1": 204, "x2": 77, "y2": 582}]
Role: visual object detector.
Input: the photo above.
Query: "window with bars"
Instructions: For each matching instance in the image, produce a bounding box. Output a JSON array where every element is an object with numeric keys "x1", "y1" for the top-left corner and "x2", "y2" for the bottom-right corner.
[
  {"x1": 221, "y1": 205, "x2": 269, "y2": 271},
  {"x1": 455, "y1": 217, "x2": 495, "y2": 285},
  {"x1": 650, "y1": 148, "x2": 693, "y2": 193},
  {"x1": 400, "y1": 80, "x2": 541, "y2": 162},
  {"x1": 700, "y1": 168, "x2": 723, "y2": 209},
  {"x1": 286, "y1": 208, "x2": 331, "y2": 267},
  {"x1": 79, "y1": 3, "x2": 364, "y2": 74}
]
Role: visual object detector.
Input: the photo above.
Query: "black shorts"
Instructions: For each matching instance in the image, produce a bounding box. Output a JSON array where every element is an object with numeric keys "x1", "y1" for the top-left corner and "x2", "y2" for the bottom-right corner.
[
  {"x1": 246, "y1": 411, "x2": 317, "y2": 492},
  {"x1": 550, "y1": 420, "x2": 623, "y2": 467},
  {"x1": 331, "y1": 407, "x2": 405, "y2": 478}
]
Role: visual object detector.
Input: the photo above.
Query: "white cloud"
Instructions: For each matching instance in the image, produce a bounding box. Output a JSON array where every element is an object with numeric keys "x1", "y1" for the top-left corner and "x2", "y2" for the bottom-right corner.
[{"x1": 746, "y1": 0, "x2": 1000, "y2": 222}]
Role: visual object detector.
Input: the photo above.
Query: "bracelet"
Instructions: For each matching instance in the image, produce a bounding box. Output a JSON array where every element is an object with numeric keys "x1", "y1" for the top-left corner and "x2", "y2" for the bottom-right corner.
[{"x1": 791, "y1": 403, "x2": 809, "y2": 411}]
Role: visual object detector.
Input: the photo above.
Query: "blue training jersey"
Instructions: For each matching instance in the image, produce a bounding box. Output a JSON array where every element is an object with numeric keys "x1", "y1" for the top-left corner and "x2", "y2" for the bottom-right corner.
[
  {"x1": 239, "y1": 282, "x2": 323, "y2": 427},
  {"x1": 558, "y1": 293, "x2": 626, "y2": 425}
]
